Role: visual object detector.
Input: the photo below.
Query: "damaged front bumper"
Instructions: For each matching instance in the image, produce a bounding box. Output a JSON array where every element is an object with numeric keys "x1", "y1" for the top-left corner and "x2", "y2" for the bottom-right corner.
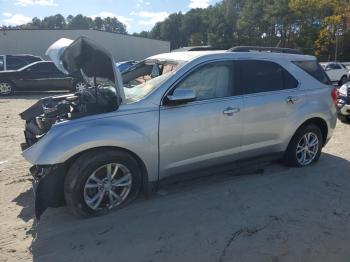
[{"x1": 30, "y1": 164, "x2": 67, "y2": 219}]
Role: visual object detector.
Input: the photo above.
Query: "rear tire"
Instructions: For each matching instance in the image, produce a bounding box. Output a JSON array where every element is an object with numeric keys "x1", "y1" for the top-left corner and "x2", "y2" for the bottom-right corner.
[
  {"x1": 338, "y1": 114, "x2": 350, "y2": 123},
  {"x1": 339, "y1": 76, "x2": 348, "y2": 86},
  {"x1": 64, "y1": 149, "x2": 142, "y2": 218},
  {"x1": 0, "y1": 81, "x2": 14, "y2": 96},
  {"x1": 284, "y1": 124, "x2": 323, "y2": 167}
]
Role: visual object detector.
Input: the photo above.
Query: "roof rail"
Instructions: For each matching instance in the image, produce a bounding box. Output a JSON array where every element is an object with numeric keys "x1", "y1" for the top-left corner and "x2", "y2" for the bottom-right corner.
[{"x1": 228, "y1": 46, "x2": 302, "y2": 55}]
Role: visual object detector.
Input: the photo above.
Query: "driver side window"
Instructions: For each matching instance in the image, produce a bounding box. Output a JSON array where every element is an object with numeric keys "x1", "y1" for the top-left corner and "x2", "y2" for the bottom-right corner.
[{"x1": 176, "y1": 61, "x2": 234, "y2": 101}]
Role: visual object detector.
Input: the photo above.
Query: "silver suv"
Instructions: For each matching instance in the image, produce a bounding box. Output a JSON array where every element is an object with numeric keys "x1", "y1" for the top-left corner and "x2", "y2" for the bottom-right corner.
[{"x1": 21, "y1": 38, "x2": 337, "y2": 218}]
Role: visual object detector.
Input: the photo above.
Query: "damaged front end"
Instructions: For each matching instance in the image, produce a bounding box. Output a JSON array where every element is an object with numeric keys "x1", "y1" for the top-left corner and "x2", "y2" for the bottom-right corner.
[
  {"x1": 20, "y1": 89, "x2": 120, "y2": 149},
  {"x1": 20, "y1": 36, "x2": 124, "y2": 218},
  {"x1": 30, "y1": 164, "x2": 67, "y2": 219}
]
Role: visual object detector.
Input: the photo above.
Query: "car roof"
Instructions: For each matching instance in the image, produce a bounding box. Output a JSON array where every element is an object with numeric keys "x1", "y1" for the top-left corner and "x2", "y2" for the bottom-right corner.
[
  {"x1": 4, "y1": 54, "x2": 42, "y2": 58},
  {"x1": 20, "y1": 60, "x2": 52, "y2": 70},
  {"x1": 148, "y1": 50, "x2": 316, "y2": 63}
]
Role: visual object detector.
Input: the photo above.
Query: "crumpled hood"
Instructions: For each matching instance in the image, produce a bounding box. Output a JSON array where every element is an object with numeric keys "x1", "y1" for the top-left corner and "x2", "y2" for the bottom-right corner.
[{"x1": 46, "y1": 36, "x2": 125, "y2": 100}]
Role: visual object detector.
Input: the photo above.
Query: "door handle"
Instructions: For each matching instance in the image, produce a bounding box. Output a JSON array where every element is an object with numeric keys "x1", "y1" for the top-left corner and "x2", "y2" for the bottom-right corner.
[
  {"x1": 223, "y1": 107, "x2": 240, "y2": 116},
  {"x1": 286, "y1": 96, "x2": 299, "y2": 104}
]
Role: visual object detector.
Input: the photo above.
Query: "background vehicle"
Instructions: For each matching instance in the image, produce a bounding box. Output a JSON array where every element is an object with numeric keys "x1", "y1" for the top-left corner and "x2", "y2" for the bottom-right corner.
[
  {"x1": 21, "y1": 39, "x2": 337, "y2": 219},
  {"x1": 0, "y1": 54, "x2": 42, "y2": 71},
  {"x1": 0, "y1": 61, "x2": 87, "y2": 95},
  {"x1": 172, "y1": 46, "x2": 224, "y2": 52},
  {"x1": 321, "y1": 62, "x2": 349, "y2": 86},
  {"x1": 337, "y1": 83, "x2": 350, "y2": 122},
  {"x1": 116, "y1": 60, "x2": 138, "y2": 73}
]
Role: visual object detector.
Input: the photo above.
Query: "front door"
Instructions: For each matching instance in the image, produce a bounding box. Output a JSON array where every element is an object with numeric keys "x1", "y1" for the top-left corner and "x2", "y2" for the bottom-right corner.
[{"x1": 159, "y1": 60, "x2": 243, "y2": 178}]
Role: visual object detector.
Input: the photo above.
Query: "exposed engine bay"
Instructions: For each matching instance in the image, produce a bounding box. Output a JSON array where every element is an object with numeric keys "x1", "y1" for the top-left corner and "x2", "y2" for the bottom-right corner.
[{"x1": 20, "y1": 86, "x2": 120, "y2": 148}]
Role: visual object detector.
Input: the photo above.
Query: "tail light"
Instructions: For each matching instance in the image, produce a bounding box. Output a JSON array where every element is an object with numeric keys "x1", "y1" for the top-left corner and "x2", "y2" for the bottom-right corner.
[{"x1": 331, "y1": 87, "x2": 338, "y2": 106}]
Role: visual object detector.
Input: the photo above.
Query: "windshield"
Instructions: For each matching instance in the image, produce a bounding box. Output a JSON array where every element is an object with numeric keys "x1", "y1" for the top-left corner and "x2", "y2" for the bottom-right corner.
[
  {"x1": 121, "y1": 59, "x2": 183, "y2": 103},
  {"x1": 124, "y1": 71, "x2": 174, "y2": 102}
]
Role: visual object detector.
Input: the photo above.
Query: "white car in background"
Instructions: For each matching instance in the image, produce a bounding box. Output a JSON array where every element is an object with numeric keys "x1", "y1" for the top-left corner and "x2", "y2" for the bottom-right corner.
[{"x1": 320, "y1": 62, "x2": 349, "y2": 86}]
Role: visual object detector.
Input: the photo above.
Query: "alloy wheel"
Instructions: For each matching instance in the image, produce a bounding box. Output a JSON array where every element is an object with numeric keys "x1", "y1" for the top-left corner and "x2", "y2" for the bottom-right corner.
[
  {"x1": 75, "y1": 82, "x2": 87, "y2": 92},
  {"x1": 296, "y1": 132, "x2": 319, "y2": 166},
  {"x1": 83, "y1": 163, "x2": 132, "y2": 211},
  {"x1": 0, "y1": 82, "x2": 12, "y2": 95}
]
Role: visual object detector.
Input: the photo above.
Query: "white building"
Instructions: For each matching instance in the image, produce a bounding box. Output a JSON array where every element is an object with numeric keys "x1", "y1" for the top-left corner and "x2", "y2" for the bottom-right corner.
[{"x1": 0, "y1": 29, "x2": 170, "y2": 62}]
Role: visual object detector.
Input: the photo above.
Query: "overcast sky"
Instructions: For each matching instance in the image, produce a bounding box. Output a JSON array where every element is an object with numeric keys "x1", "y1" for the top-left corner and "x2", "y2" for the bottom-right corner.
[{"x1": 0, "y1": 0, "x2": 220, "y2": 33}]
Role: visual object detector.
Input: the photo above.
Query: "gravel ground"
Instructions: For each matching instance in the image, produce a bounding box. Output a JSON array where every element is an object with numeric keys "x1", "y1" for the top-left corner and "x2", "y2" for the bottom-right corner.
[{"x1": 0, "y1": 93, "x2": 350, "y2": 262}]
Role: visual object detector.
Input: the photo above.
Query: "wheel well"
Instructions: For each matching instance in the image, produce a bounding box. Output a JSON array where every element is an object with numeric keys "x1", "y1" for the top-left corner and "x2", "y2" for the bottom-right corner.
[
  {"x1": 296, "y1": 117, "x2": 328, "y2": 146},
  {"x1": 1, "y1": 79, "x2": 15, "y2": 86},
  {"x1": 64, "y1": 146, "x2": 150, "y2": 195}
]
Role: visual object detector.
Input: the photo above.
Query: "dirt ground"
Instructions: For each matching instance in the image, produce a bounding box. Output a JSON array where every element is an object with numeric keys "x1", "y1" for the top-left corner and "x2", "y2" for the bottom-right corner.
[{"x1": 0, "y1": 93, "x2": 350, "y2": 262}]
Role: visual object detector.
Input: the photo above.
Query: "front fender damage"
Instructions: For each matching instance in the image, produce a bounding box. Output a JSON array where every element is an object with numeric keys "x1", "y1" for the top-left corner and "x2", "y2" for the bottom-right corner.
[{"x1": 30, "y1": 164, "x2": 67, "y2": 219}]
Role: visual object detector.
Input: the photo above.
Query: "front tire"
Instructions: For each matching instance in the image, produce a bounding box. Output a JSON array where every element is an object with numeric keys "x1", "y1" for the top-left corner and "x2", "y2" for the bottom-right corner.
[
  {"x1": 64, "y1": 149, "x2": 142, "y2": 218},
  {"x1": 73, "y1": 81, "x2": 87, "y2": 92},
  {"x1": 284, "y1": 124, "x2": 323, "y2": 167},
  {"x1": 0, "y1": 81, "x2": 14, "y2": 96}
]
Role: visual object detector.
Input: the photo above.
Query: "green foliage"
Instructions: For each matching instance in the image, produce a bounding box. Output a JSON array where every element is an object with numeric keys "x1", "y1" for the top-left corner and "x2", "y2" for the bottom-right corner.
[
  {"x1": 4, "y1": 14, "x2": 127, "y2": 35},
  {"x1": 3, "y1": 0, "x2": 350, "y2": 60},
  {"x1": 135, "y1": 0, "x2": 350, "y2": 60}
]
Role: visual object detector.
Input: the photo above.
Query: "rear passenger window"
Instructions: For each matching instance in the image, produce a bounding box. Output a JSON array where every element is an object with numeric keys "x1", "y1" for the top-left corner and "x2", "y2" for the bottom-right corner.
[
  {"x1": 293, "y1": 61, "x2": 331, "y2": 85},
  {"x1": 6, "y1": 57, "x2": 27, "y2": 70},
  {"x1": 237, "y1": 60, "x2": 298, "y2": 95}
]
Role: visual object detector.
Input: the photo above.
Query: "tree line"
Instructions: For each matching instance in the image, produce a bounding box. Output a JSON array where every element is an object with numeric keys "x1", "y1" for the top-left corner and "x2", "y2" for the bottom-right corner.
[
  {"x1": 2, "y1": 14, "x2": 127, "y2": 35},
  {"x1": 2, "y1": 0, "x2": 350, "y2": 61},
  {"x1": 134, "y1": 0, "x2": 350, "y2": 61}
]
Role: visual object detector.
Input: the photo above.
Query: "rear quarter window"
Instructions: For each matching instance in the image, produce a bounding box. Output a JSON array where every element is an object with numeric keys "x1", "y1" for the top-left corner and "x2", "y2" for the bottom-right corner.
[
  {"x1": 236, "y1": 60, "x2": 298, "y2": 95},
  {"x1": 293, "y1": 61, "x2": 331, "y2": 85}
]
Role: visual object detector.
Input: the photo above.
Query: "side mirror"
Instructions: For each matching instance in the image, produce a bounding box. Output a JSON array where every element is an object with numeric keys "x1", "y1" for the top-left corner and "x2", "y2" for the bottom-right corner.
[
  {"x1": 325, "y1": 67, "x2": 331, "y2": 71},
  {"x1": 166, "y1": 88, "x2": 196, "y2": 104}
]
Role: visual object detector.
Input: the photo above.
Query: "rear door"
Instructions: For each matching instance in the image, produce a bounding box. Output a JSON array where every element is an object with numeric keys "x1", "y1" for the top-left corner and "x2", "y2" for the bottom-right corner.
[
  {"x1": 39, "y1": 63, "x2": 72, "y2": 90},
  {"x1": 236, "y1": 60, "x2": 300, "y2": 158},
  {"x1": 159, "y1": 60, "x2": 243, "y2": 178},
  {"x1": 14, "y1": 62, "x2": 72, "y2": 91}
]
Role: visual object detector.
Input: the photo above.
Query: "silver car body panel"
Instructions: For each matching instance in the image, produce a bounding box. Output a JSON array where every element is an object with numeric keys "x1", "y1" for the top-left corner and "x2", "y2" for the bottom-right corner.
[{"x1": 22, "y1": 51, "x2": 337, "y2": 182}]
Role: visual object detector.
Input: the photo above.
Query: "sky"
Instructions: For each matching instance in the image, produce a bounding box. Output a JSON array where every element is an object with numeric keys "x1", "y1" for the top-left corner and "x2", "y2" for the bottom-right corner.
[{"x1": 0, "y1": 0, "x2": 221, "y2": 33}]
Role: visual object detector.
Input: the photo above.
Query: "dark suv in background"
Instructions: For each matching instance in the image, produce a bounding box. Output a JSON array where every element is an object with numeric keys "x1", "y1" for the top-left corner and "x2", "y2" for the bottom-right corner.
[{"x1": 0, "y1": 54, "x2": 43, "y2": 71}]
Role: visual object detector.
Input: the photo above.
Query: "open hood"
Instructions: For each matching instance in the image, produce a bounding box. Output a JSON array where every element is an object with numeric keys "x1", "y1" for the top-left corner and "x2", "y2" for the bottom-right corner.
[{"x1": 46, "y1": 37, "x2": 125, "y2": 100}]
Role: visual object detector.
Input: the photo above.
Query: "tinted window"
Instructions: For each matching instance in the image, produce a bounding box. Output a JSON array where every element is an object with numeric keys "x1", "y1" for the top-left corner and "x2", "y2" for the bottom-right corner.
[
  {"x1": 175, "y1": 61, "x2": 234, "y2": 100},
  {"x1": 327, "y1": 63, "x2": 341, "y2": 70},
  {"x1": 6, "y1": 57, "x2": 28, "y2": 70},
  {"x1": 237, "y1": 60, "x2": 297, "y2": 95},
  {"x1": 28, "y1": 63, "x2": 60, "y2": 73},
  {"x1": 293, "y1": 61, "x2": 331, "y2": 85},
  {"x1": 284, "y1": 69, "x2": 299, "y2": 89},
  {"x1": 24, "y1": 56, "x2": 42, "y2": 63},
  {"x1": 0, "y1": 56, "x2": 4, "y2": 71}
]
